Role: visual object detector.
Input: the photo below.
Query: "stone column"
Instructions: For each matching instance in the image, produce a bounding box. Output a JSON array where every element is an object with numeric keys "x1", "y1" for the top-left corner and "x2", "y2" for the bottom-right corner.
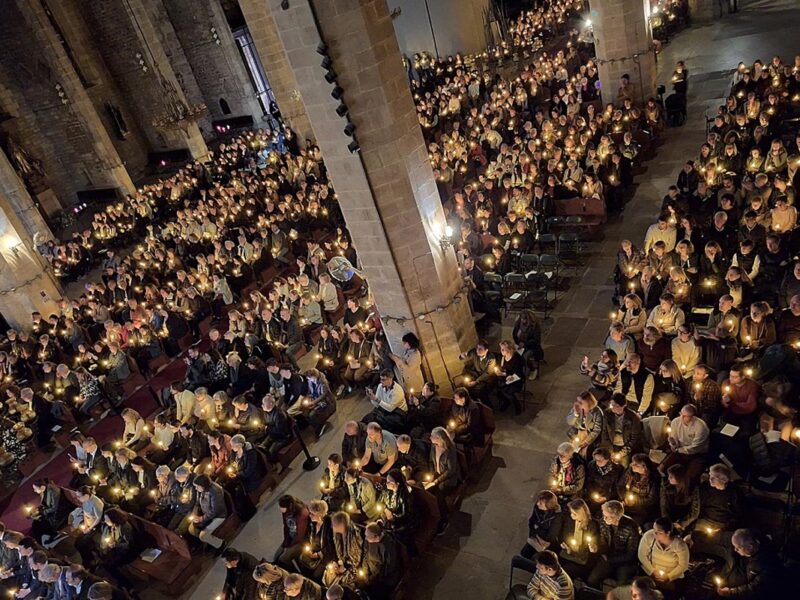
[
  {"x1": 238, "y1": 0, "x2": 315, "y2": 141},
  {"x1": 261, "y1": 0, "x2": 477, "y2": 390},
  {"x1": 589, "y1": 0, "x2": 656, "y2": 106},
  {"x1": 79, "y1": 0, "x2": 208, "y2": 161},
  {"x1": 162, "y1": 0, "x2": 265, "y2": 124},
  {"x1": 0, "y1": 194, "x2": 61, "y2": 329},
  {"x1": 387, "y1": 0, "x2": 490, "y2": 58}
]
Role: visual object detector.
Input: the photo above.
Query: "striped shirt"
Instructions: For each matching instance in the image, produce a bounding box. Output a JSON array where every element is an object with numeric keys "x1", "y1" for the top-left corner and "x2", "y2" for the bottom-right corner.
[{"x1": 526, "y1": 568, "x2": 574, "y2": 600}]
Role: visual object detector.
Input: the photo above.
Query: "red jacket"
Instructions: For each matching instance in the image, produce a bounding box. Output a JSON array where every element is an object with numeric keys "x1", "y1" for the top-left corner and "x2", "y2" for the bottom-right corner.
[{"x1": 722, "y1": 378, "x2": 760, "y2": 415}]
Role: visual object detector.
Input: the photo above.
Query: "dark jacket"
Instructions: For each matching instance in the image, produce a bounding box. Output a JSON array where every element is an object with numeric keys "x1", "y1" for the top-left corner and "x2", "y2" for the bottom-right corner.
[
  {"x1": 235, "y1": 444, "x2": 267, "y2": 493},
  {"x1": 223, "y1": 551, "x2": 260, "y2": 600},
  {"x1": 197, "y1": 482, "x2": 228, "y2": 527},
  {"x1": 429, "y1": 445, "x2": 461, "y2": 489},
  {"x1": 597, "y1": 514, "x2": 640, "y2": 566},
  {"x1": 600, "y1": 407, "x2": 644, "y2": 453},
  {"x1": 342, "y1": 422, "x2": 367, "y2": 464}
]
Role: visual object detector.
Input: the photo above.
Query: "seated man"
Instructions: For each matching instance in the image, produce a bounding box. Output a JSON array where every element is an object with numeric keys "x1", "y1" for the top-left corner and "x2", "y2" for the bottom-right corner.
[
  {"x1": 359, "y1": 422, "x2": 398, "y2": 476},
  {"x1": 259, "y1": 394, "x2": 293, "y2": 463},
  {"x1": 588, "y1": 500, "x2": 640, "y2": 587},
  {"x1": 396, "y1": 434, "x2": 431, "y2": 484},
  {"x1": 718, "y1": 528, "x2": 787, "y2": 598},
  {"x1": 613, "y1": 354, "x2": 655, "y2": 417},
  {"x1": 687, "y1": 463, "x2": 741, "y2": 560},
  {"x1": 363, "y1": 370, "x2": 408, "y2": 432},
  {"x1": 221, "y1": 548, "x2": 260, "y2": 600},
  {"x1": 454, "y1": 340, "x2": 497, "y2": 402},
  {"x1": 282, "y1": 572, "x2": 322, "y2": 600},
  {"x1": 584, "y1": 447, "x2": 624, "y2": 512},
  {"x1": 188, "y1": 475, "x2": 228, "y2": 550},
  {"x1": 660, "y1": 404, "x2": 709, "y2": 481},
  {"x1": 600, "y1": 393, "x2": 644, "y2": 468}
]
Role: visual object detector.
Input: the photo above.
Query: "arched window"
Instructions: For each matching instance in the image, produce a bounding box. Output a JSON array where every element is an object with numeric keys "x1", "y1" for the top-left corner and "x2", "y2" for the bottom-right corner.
[{"x1": 219, "y1": 98, "x2": 232, "y2": 115}]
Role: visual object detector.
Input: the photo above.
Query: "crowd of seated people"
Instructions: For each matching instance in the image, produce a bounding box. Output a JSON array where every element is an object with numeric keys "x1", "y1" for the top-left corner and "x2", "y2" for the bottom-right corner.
[
  {"x1": 0, "y1": 122, "x2": 388, "y2": 469},
  {"x1": 514, "y1": 54, "x2": 800, "y2": 600},
  {"x1": 209, "y1": 357, "x2": 503, "y2": 600}
]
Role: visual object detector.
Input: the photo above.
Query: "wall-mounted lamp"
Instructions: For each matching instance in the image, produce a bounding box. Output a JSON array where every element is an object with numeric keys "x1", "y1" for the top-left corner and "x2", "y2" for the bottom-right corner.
[{"x1": 439, "y1": 225, "x2": 454, "y2": 251}]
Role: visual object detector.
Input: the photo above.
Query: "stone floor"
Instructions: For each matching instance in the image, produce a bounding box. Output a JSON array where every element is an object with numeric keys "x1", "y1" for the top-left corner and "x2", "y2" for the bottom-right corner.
[{"x1": 184, "y1": 1, "x2": 800, "y2": 598}]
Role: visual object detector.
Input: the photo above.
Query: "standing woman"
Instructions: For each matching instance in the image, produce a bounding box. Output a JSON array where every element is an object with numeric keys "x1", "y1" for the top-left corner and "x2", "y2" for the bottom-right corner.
[
  {"x1": 425, "y1": 426, "x2": 462, "y2": 536},
  {"x1": 389, "y1": 332, "x2": 424, "y2": 393}
]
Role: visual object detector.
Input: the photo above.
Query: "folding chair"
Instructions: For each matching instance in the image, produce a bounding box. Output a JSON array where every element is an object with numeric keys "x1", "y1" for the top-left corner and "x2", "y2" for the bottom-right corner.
[
  {"x1": 525, "y1": 272, "x2": 552, "y2": 319},
  {"x1": 484, "y1": 272, "x2": 503, "y2": 304},
  {"x1": 506, "y1": 555, "x2": 536, "y2": 600},
  {"x1": 537, "y1": 233, "x2": 557, "y2": 255},
  {"x1": 538, "y1": 254, "x2": 561, "y2": 296},
  {"x1": 557, "y1": 232, "x2": 581, "y2": 265},
  {"x1": 502, "y1": 273, "x2": 527, "y2": 315},
  {"x1": 519, "y1": 253, "x2": 540, "y2": 275}
]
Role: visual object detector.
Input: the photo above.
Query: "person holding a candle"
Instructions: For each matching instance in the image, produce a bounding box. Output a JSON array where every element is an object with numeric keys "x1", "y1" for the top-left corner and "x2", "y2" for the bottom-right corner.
[
  {"x1": 616, "y1": 454, "x2": 660, "y2": 526},
  {"x1": 588, "y1": 500, "x2": 640, "y2": 588},
  {"x1": 716, "y1": 528, "x2": 787, "y2": 598},
  {"x1": 719, "y1": 366, "x2": 761, "y2": 433},
  {"x1": 548, "y1": 442, "x2": 585, "y2": 503},
  {"x1": 426, "y1": 427, "x2": 462, "y2": 536},
  {"x1": 636, "y1": 518, "x2": 689, "y2": 596},
  {"x1": 322, "y1": 511, "x2": 362, "y2": 589},
  {"x1": 613, "y1": 355, "x2": 655, "y2": 419},
  {"x1": 360, "y1": 521, "x2": 401, "y2": 599},
  {"x1": 585, "y1": 447, "x2": 625, "y2": 511},
  {"x1": 343, "y1": 467, "x2": 380, "y2": 522},
  {"x1": 297, "y1": 500, "x2": 334, "y2": 582},
  {"x1": 358, "y1": 422, "x2": 398, "y2": 477},
  {"x1": 566, "y1": 391, "x2": 604, "y2": 457},
  {"x1": 220, "y1": 547, "x2": 260, "y2": 600},
  {"x1": 556, "y1": 498, "x2": 599, "y2": 580},
  {"x1": 188, "y1": 475, "x2": 228, "y2": 551}
]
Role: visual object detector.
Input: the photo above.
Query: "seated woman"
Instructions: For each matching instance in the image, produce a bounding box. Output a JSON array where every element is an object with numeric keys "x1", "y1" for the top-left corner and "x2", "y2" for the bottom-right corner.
[
  {"x1": 298, "y1": 499, "x2": 335, "y2": 583},
  {"x1": 229, "y1": 434, "x2": 267, "y2": 507},
  {"x1": 147, "y1": 413, "x2": 177, "y2": 464},
  {"x1": 207, "y1": 430, "x2": 233, "y2": 478},
  {"x1": 520, "y1": 490, "x2": 562, "y2": 559},
  {"x1": 548, "y1": 442, "x2": 586, "y2": 502},
  {"x1": 618, "y1": 293, "x2": 647, "y2": 340},
  {"x1": 617, "y1": 453, "x2": 660, "y2": 526},
  {"x1": 424, "y1": 426, "x2": 462, "y2": 536},
  {"x1": 566, "y1": 390, "x2": 604, "y2": 458},
  {"x1": 360, "y1": 522, "x2": 401, "y2": 600},
  {"x1": 322, "y1": 511, "x2": 363, "y2": 589},
  {"x1": 637, "y1": 518, "x2": 690, "y2": 597},
  {"x1": 556, "y1": 498, "x2": 600, "y2": 581},
  {"x1": 343, "y1": 467, "x2": 380, "y2": 522},
  {"x1": 659, "y1": 464, "x2": 699, "y2": 534},
  {"x1": 407, "y1": 382, "x2": 442, "y2": 436},
  {"x1": 319, "y1": 453, "x2": 348, "y2": 512},
  {"x1": 303, "y1": 368, "x2": 336, "y2": 439},
  {"x1": 446, "y1": 387, "x2": 484, "y2": 450},
  {"x1": 377, "y1": 469, "x2": 417, "y2": 555},
  {"x1": 584, "y1": 447, "x2": 624, "y2": 513},
  {"x1": 91, "y1": 508, "x2": 137, "y2": 576},
  {"x1": 579, "y1": 349, "x2": 620, "y2": 401},
  {"x1": 496, "y1": 340, "x2": 526, "y2": 414},
  {"x1": 651, "y1": 360, "x2": 688, "y2": 418},
  {"x1": 121, "y1": 408, "x2": 149, "y2": 452},
  {"x1": 29, "y1": 478, "x2": 70, "y2": 543},
  {"x1": 606, "y1": 575, "x2": 664, "y2": 600},
  {"x1": 275, "y1": 495, "x2": 310, "y2": 570}
]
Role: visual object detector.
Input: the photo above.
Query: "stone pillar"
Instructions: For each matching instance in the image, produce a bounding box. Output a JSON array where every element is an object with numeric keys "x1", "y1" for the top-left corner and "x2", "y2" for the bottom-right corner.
[
  {"x1": 387, "y1": 0, "x2": 489, "y2": 58},
  {"x1": 79, "y1": 0, "x2": 208, "y2": 160},
  {"x1": 589, "y1": 0, "x2": 656, "y2": 106},
  {"x1": 0, "y1": 193, "x2": 61, "y2": 329},
  {"x1": 162, "y1": 0, "x2": 265, "y2": 124},
  {"x1": 0, "y1": 149, "x2": 53, "y2": 244},
  {"x1": 687, "y1": 0, "x2": 715, "y2": 23},
  {"x1": 262, "y1": 0, "x2": 477, "y2": 390},
  {"x1": 238, "y1": 0, "x2": 315, "y2": 141}
]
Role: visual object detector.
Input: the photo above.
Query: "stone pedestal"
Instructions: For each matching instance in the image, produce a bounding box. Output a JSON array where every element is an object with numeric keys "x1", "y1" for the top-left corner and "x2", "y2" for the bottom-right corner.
[
  {"x1": 688, "y1": 0, "x2": 716, "y2": 22},
  {"x1": 0, "y1": 193, "x2": 61, "y2": 329},
  {"x1": 253, "y1": 0, "x2": 477, "y2": 390},
  {"x1": 589, "y1": 0, "x2": 656, "y2": 106}
]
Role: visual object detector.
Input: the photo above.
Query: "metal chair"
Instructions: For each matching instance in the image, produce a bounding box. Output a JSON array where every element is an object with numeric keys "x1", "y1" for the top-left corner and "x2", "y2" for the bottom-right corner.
[
  {"x1": 502, "y1": 273, "x2": 527, "y2": 315},
  {"x1": 506, "y1": 555, "x2": 536, "y2": 600}
]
